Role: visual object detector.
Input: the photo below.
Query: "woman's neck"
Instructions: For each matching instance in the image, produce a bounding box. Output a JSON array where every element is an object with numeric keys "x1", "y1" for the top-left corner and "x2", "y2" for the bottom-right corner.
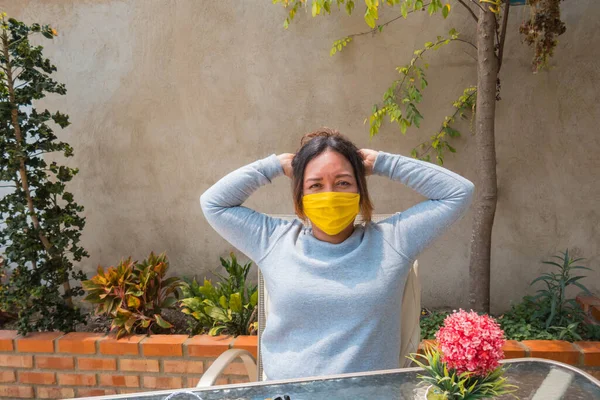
[{"x1": 311, "y1": 222, "x2": 355, "y2": 244}]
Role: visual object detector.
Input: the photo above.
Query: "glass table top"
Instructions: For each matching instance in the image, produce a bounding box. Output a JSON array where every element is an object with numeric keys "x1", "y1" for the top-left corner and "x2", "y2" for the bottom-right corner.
[{"x1": 76, "y1": 358, "x2": 600, "y2": 400}]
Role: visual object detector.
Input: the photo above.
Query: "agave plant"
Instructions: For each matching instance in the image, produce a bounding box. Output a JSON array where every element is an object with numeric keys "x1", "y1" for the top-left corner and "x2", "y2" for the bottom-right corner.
[{"x1": 82, "y1": 252, "x2": 182, "y2": 338}]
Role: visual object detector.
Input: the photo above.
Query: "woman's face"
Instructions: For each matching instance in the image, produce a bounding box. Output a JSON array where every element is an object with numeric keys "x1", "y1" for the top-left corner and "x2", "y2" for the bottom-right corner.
[{"x1": 303, "y1": 150, "x2": 358, "y2": 195}]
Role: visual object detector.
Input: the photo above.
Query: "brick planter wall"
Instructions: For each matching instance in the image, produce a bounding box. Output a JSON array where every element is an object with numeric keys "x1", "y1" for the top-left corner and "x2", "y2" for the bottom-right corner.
[{"x1": 0, "y1": 331, "x2": 597, "y2": 399}]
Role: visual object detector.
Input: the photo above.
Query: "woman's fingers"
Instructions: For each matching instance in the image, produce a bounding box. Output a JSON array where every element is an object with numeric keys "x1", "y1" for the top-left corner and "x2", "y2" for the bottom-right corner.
[
  {"x1": 277, "y1": 153, "x2": 295, "y2": 178},
  {"x1": 359, "y1": 149, "x2": 379, "y2": 176}
]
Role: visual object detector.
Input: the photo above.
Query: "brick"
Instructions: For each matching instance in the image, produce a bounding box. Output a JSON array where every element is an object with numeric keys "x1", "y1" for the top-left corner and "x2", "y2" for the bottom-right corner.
[
  {"x1": 186, "y1": 335, "x2": 234, "y2": 357},
  {"x1": 0, "y1": 354, "x2": 33, "y2": 368},
  {"x1": 99, "y1": 374, "x2": 140, "y2": 387},
  {"x1": 521, "y1": 340, "x2": 580, "y2": 365},
  {"x1": 16, "y1": 332, "x2": 63, "y2": 353},
  {"x1": 142, "y1": 334, "x2": 188, "y2": 356},
  {"x1": 206, "y1": 360, "x2": 248, "y2": 376},
  {"x1": 76, "y1": 388, "x2": 118, "y2": 397},
  {"x1": 575, "y1": 341, "x2": 600, "y2": 367},
  {"x1": 0, "y1": 385, "x2": 34, "y2": 398},
  {"x1": 57, "y1": 372, "x2": 96, "y2": 386},
  {"x1": 119, "y1": 358, "x2": 160, "y2": 372},
  {"x1": 232, "y1": 335, "x2": 258, "y2": 359},
  {"x1": 18, "y1": 371, "x2": 56, "y2": 385},
  {"x1": 592, "y1": 305, "x2": 600, "y2": 321},
  {"x1": 143, "y1": 376, "x2": 183, "y2": 389},
  {"x1": 78, "y1": 357, "x2": 117, "y2": 371},
  {"x1": 576, "y1": 295, "x2": 600, "y2": 313},
  {"x1": 502, "y1": 340, "x2": 527, "y2": 359},
  {"x1": 57, "y1": 332, "x2": 103, "y2": 354},
  {"x1": 0, "y1": 330, "x2": 18, "y2": 351},
  {"x1": 0, "y1": 371, "x2": 15, "y2": 383},
  {"x1": 36, "y1": 355, "x2": 75, "y2": 370},
  {"x1": 37, "y1": 387, "x2": 75, "y2": 399},
  {"x1": 98, "y1": 334, "x2": 144, "y2": 355},
  {"x1": 163, "y1": 359, "x2": 204, "y2": 374}
]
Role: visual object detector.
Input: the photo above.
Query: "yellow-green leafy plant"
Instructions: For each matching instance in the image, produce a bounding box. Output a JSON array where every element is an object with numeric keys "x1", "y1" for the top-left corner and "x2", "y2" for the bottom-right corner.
[
  {"x1": 180, "y1": 253, "x2": 258, "y2": 336},
  {"x1": 82, "y1": 252, "x2": 183, "y2": 338}
]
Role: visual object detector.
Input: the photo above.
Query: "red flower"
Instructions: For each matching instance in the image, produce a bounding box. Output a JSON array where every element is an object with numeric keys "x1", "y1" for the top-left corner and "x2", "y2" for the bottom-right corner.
[{"x1": 436, "y1": 309, "x2": 505, "y2": 376}]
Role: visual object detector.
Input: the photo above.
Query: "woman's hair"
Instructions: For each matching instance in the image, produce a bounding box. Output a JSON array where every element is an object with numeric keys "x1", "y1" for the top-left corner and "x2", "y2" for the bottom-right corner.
[{"x1": 291, "y1": 127, "x2": 374, "y2": 223}]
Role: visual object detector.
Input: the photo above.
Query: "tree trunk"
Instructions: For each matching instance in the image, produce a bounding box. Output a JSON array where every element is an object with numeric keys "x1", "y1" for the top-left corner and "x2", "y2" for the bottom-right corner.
[
  {"x1": 1, "y1": 31, "x2": 74, "y2": 307},
  {"x1": 468, "y1": 8, "x2": 499, "y2": 313}
]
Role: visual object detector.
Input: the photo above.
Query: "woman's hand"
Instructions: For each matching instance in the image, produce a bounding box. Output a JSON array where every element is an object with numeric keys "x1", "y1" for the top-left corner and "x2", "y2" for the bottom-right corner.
[
  {"x1": 277, "y1": 153, "x2": 295, "y2": 179},
  {"x1": 358, "y1": 149, "x2": 379, "y2": 176}
]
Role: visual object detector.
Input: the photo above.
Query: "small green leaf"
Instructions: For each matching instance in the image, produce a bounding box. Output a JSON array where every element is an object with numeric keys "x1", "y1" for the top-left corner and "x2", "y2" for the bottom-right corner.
[
  {"x1": 250, "y1": 291, "x2": 258, "y2": 307},
  {"x1": 442, "y1": 3, "x2": 450, "y2": 18},
  {"x1": 230, "y1": 292, "x2": 243, "y2": 313},
  {"x1": 154, "y1": 314, "x2": 173, "y2": 329}
]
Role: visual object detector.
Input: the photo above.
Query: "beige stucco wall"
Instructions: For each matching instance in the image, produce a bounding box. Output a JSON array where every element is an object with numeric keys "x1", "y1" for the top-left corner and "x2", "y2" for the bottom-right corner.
[{"x1": 2, "y1": 0, "x2": 598, "y2": 313}]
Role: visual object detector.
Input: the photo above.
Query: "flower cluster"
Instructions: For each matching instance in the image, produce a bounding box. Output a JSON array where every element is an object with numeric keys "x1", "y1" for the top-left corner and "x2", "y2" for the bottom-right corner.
[{"x1": 436, "y1": 309, "x2": 505, "y2": 376}]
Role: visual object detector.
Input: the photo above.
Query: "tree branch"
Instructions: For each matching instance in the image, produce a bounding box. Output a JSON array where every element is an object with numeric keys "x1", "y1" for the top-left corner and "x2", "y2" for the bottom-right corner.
[
  {"x1": 455, "y1": 38, "x2": 478, "y2": 51},
  {"x1": 12, "y1": 67, "x2": 24, "y2": 83},
  {"x1": 416, "y1": 89, "x2": 478, "y2": 158},
  {"x1": 462, "y1": 50, "x2": 478, "y2": 62},
  {"x1": 347, "y1": 3, "x2": 431, "y2": 39},
  {"x1": 469, "y1": 0, "x2": 486, "y2": 12},
  {"x1": 497, "y1": 0, "x2": 510, "y2": 71},
  {"x1": 457, "y1": 0, "x2": 479, "y2": 22}
]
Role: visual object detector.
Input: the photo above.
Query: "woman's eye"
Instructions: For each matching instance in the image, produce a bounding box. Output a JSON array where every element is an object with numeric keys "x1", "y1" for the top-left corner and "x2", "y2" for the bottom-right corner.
[
  {"x1": 337, "y1": 181, "x2": 350, "y2": 186},
  {"x1": 309, "y1": 183, "x2": 321, "y2": 189}
]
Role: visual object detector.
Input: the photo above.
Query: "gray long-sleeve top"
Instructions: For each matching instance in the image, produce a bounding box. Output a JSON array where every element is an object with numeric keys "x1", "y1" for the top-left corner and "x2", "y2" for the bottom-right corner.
[{"x1": 200, "y1": 151, "x2": 474, "y2": 380}]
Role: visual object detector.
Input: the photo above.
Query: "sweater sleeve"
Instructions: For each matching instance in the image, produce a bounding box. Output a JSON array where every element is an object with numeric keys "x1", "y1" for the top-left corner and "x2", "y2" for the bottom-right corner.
[
  {"x1": 199, "y1": 154, "x2": 293, "y2": 264},
  {"x1": 372, "y1": 152, "x2": 474, "y2": 262}
]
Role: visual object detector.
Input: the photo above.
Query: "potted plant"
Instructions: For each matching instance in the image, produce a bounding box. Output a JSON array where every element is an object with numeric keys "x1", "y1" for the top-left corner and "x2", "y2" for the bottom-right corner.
[{"x1": 409, "y1": 310, "x2": 517, "y2": 399}]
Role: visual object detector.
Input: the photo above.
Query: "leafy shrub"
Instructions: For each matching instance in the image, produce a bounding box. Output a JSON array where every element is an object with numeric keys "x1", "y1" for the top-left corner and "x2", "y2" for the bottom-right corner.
[
  {"x1": 527, "y1": 249, "x2": 591, "y2": 328},
  {"x1": 420, "y1": 309, "x2": 449, "y2": 340},
  {"x1": 0, "y1": 13, "x2": 88, "y2": 334},
  {"x1": 498, "y1": 249, "x2": 598, "y2": 342},
  {"x1": 180, "y1": 253, "x2": 258, "y2": 336},
  {"x1": 83, "y1": 252, "x2": 182, "y2": 338}
]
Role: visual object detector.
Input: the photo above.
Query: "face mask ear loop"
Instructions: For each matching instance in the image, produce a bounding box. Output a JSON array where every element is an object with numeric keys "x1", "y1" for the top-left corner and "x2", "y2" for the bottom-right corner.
[{"x1": 163, "y1": 390, "x2": 205, "y2": 400}]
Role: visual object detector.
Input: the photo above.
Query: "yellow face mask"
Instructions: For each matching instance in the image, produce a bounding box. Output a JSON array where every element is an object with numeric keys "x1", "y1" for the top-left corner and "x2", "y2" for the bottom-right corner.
[{"x1": 302, "y1": 192, "x2": 360, "y2": 236}]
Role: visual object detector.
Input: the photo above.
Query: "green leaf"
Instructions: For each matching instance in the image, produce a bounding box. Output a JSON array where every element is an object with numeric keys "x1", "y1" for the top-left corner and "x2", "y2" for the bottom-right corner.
[
  {"x1": 209, "y1": 326, "x2": 226, "y2": 336},
  {"x1": 364, "y1": 11, "x2": 376, "y2": 28},
  {"x1": 160, "y1": 297, "x2": 178, "y2": 309},
  {"x1": 346, "y1": 0, "x2": 354, "y2": 14},
  {"x1": 154, "y1": 314, "x2": 173, "y2": 329},
  {"x1": 126, "y1": 296, "x2": 141, "y2": 309},
  {"x1": 230, "y1": 292, "x2": 243, "y2": 313},
  {"x1": 250, "y1": 291, "x2": 258, "y2": 307},
  {"x1": 219, "y1": 295, "x2": 228, "y2": 309},
  {"x1": 401, "y1": 2, "x2": 408, "y2": 18},
  {"x1": 442, "y1": 3, "x2": 450, "y2": 18}
]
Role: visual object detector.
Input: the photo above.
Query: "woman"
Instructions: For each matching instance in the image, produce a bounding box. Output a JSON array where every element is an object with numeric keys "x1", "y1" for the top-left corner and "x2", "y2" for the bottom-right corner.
[{"x1": 200, "y1": 128, "x2": 474, "y2": 381}]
